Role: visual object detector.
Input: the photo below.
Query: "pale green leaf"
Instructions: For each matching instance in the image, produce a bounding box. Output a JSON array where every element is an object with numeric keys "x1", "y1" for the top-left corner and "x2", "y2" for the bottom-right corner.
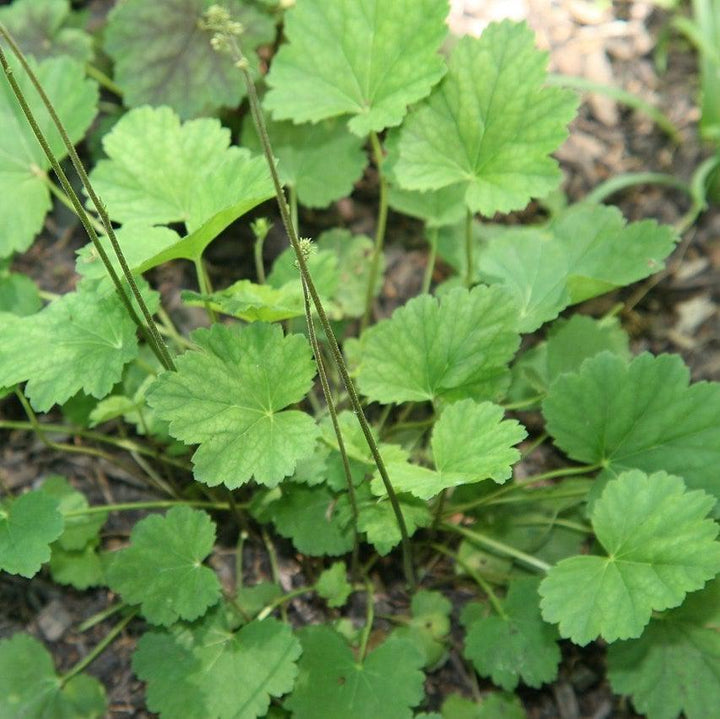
[
  {"x1": 88, "y1": 106, "x2": 273, "y2": 263},
  {"x1": 391, "y1": 22, "x2": 577, "y2": 214},
  {"x1": 317, "y1": 561, "x2": 352, "y2": 608},
  {"x1": 357, "y1": 285, "x2": 520, "y2": 404},
  {"x1": 543, "y1": 352, "x2": 720, "y2": 499},
  {"x1": 374, "y1": 400, "x2": 525, "y2": 500},
  {"x1": 441, "y1": 693, "x2": 526, "y2": 719},
  {"x1": 0, "y1": 270, "x2": 41, "y2": 315},
  {"x1": 241, "y1": 116, "x2": 367, "y2": 207},
  {"x1": 285, "y1": 626, "x2": 425, "y2": 719},
  {"x1": 0, "y1": 54, "x2": 97, "y2": 256},
  {"x1": 105, "y1": 0, "x2": 275, "y2": 118},
  {"x1": 264, "y1": 0, "x2": 448, "y2": 136},
  {"x1": 539, "y1": 470, "x2": 720, "y2": 645},
  {"x1": 134, "y1": 611, "x2": 301, "y2": 719},
  {"x1": 147, "y1": 323, "x2": 318, "y2": 488},
  {"x1": 393, "y1": 590, "x2": 451, "y2": 668},
  {"x1": 49, "y1": 544, "x2": 105, "y2": 590},
  {"x1": 0, "y1": 491, "x2": 63, "y2": 577},
  {"x1": 607, "y1": 577, "x2": 720, "y2": 719},
  {"x1": 0, "y1": 281, "x2": 141, "y2": 411},
  {"x1": 387, "y1": 183, "x2": 467, "y2": 228},
  {"x1": 0, "y1": 0, "x2": 93, "y2": 62},
  {"x1": 0, "y1": 634, "x2": 106, "y2": 718},
  {"x1": 463, "y1": 577, "x2": 560, "y2": 690},
  {"x1": 106, "y1": 506, "x2": 221, "y2": 626}
]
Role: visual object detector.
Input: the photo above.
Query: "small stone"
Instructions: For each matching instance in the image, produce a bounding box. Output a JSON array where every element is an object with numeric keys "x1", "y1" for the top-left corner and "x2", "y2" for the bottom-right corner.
[{"x1": 37, "y1": 599, "x2": 72, "y2": 642}]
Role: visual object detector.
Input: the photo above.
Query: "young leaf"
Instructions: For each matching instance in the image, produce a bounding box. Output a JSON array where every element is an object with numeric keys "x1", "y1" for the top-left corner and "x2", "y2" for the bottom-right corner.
[
  {"x1": 285, "y1": 626, "x2": 426, "y2": 719},
  {"x1": 0, "y1": 634, "x2": 106, "y2": 719},
  {"x1": 0, "y1": 54, "x2": 97, "y2": 256},
  {"x1": 263, "y1": 0, "x2": 448, "y2": 136},
  {"x1": 393, "y1": 590, "x2": 452, "y2": 668},
  {"x1": 357, "y1": 285, "x2": 519, "y2": 404},
  {"x1": 607, "y1": 577, "x2": 720, "y2": 719},
  {"x1": 133, "y1": 612, "x2": 301, "y2": 719},
  {"x1": 105, "y1": 0, "x2": 275, "y2": 118},
  {"x1": 255, "y1": 484, "x2": 355, "y2": 556},
  {"x1": 39, "y1": 475, "x2": 106, "y2": 551},
  {"x1": 539, "y1": 470, "x2": 720, "y2": 645},
  {"x1": 463, "y1": 577, "x2": 560, "y2": 691},
  {"x1": 241, "y1": 116, "x2": 367, "y2": 207},
  {"x1": 0, "y1": 491, "x2": 63, "y2": 577},
  {"x1": 106, "y1": 506, "x2": 221, "y2": 626},
  {"x1": 374, "y1": 400, "x2": 526, "y2": 500},
  {"x1": 391, "y1": 22, "x2": 577, "y2": 214},
  {"x1": 0, "y1": 269, "x2": 41, "y2": 316},
  {"x1": 88, "y1": 106, "x2": 273, "y2": 243},
  {"x1": 316, "y1": 561, "x2": 353, "y2": 608},
  {"x1": 543, "y1": 352, "x2": 720, "y2": 500},
  {"x1": 147, "y1": 323, "x2": 318, "y2": 488},
  {"x1": 387, "y1": 182, "x2": 467, "y2": 228},
  {"x1": 49, "y1": 544, "x2": 105, "y2": 590},
  {"x1": 440, "y1": 693, "x2": 527, "y2": 719},
  {"x1": 0, "y1": 0, "x2": 93, "y2": 62},
  {"x1": 0, "y1": 280, "x2": 142, "y2": 411}
]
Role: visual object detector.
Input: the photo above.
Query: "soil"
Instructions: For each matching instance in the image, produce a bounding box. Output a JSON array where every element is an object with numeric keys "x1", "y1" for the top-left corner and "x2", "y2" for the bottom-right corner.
[{"x1": 2, "y1": 1, "x2": 719, "y2": 717}]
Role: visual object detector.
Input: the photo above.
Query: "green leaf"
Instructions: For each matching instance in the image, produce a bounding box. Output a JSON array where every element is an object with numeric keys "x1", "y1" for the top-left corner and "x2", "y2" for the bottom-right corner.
[
  {"x1": 106, "y1": 506, "x2": 221, "y2": 626},
  {"x1": 607, "y1": 576, "x2": 720, "y2": 719},
  {"x1": 147, "y1": 323, "x2": 318, "y2": 488},
  {"x1": 264, "y1": 0, "x2": 448, "y2": 136},
  {"x1": 285, "y1": 626, "x2": 426, "y2": 719},
  {"x1": 88, "y1": 106, "x2": 273, "y2": 262},
  {"x1": 0, "y1": 281, "x2": 141, "y2": 411},
  {"x1": 0, "y1": 54, "x2": 97, "y2": 256},
  {"x1": 375, "y1": 400, "x2": 526, "y2": 500},
  {"x1": 0, "y1": 634, "x2": 106, "y2": 719},
  {"x1": 105, "y1": 0, "x2": 275, "y2": 118},
  {"x1": 242, "y1": 116, "x2": 367, "y2": 207},
  {"x1": 463, "y1": 577, "x2": 560, "y2": 690},
  {"x1": 317, "y1": 561, "x2": 353, "y2": 608},
  {"x1": 393, "y1": 590, "x2": 452, "y2": 668},
  {"x1": 543, "y1": 352, "x2": 720, "y2": 499},
  {"x1": 133, "y1": 611, "x2": 301, "y2": 719},
  {"x1": 357, "y1": 285, "x2": 519, "y2": 404},
  {"x1": 75, "y1": 223, "x2": 181, "y2": 279},
  {"x1": 0, "y1": 270, "x2": 41, "y2": 315},
  {"x1": 256, "y1": 484, "x2": 355, "y2": 556},
  {"x1": 391, "y1": 22, "x2": 577, "y2": 214},
  {"x1": 387, "y1": 182, "x2": 467, "y2": 228},
  {"x1": 538, "y1": 470, "x2": 720, "y2": 645},
  {"x1": 49, "y1": 544, "x2": 105, "y2": 590},
  {"x1": 0, "y1": 490, "x2": 63, "y2": 577},
  {"x1": 39, "y1": 475, "x2": 106, "y2": 551},
  {"x1": 0, "y1": 0, "x2": 93, "y2": 63}
]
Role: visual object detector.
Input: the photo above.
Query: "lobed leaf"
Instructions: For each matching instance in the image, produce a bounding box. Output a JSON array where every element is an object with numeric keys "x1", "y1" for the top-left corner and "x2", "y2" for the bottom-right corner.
[
  {"x1": 539, "y1": 470, "x2": 720, "y2": 645},
  {"x1": 285, "y1": 626, "x2": 426, "y2": 719},
  {"x1": 0, "y1": 491, "x2": 63, "y2": 578},
  {"x1": 264, "y1": 0, "x2": 448, "y2": 136},
  {"x1": 134, "y1": 611, "x2": 301, "y2": 719},
  {"x1": 105, "y1": 0, "x2": 275, "y2": 118},
  {"x1": 106, "y1": 506, "x2": 221, "y2": 626},
  {"x1": 357, "y1": 285, "x2": 520, "y2": 404},
  {"x1": 607, "y1": 576, "x2": 720, "y2": 719},
  {"x1": 391, "y1": 21, "x2": 577, "y2": 215},
  {"x1": 543, "y1": 351, "x2": 720, "y2": 501},
  {"x1": 316, "y1": 561, "x2": 353, "y2": 608},
  {"x1": 148, "y1": 323, "x2": 318, "y2": 488},
  {"x1": 0, "y1": 634, "x2": 106, "y2": 718},
  {"x1": 463, "y1": 577, "x2": 560, "y2": 690}
]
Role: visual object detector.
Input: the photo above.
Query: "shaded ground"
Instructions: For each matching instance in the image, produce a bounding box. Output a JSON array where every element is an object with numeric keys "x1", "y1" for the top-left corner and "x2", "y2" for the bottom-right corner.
[{"x1": 2, "y1": 1, "x2": 719, "y2": 717}]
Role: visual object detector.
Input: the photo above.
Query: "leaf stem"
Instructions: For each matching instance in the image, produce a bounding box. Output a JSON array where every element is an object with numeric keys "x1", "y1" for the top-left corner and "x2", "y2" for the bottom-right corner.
[
  {"x1": 421, "y1": 226, "x2": 439, "y2": 295},
  {"x1": 358, "y1": 577, "x2": 375, "y2": 663},
  {"x1": 78, "y1": 602, "x2": 128, "y2": 632},
  {"x1": 39, "y1": 172, "x2": 105, "y2": 235},
  {"x1": 0, "y1": 26, "x2": 175, "y2": 372},
  {"x1": 193, "y1": 257, "x2": 218, "y2": 323},
  {"x1": 84, "y1": 62, "x2": 123, "y2": 96},
  {"x1": 362, "y1": 131, "x2": 389, "y2": 329},
  {"x1": 229, "y1": 37, "x2": 415, "y2": 588},
  {"x1": 442, "y1": 522, "x2": 551, "y2": 573},
  {"x1": 60, "y1": 608, "x2": 138, "y2": 687},
  {"x1": 256, "y1": 585, "x2": 312, "y2": 621},
  {"x1": 63, "y1": 500, "x2": 234, "y2": 517}
]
